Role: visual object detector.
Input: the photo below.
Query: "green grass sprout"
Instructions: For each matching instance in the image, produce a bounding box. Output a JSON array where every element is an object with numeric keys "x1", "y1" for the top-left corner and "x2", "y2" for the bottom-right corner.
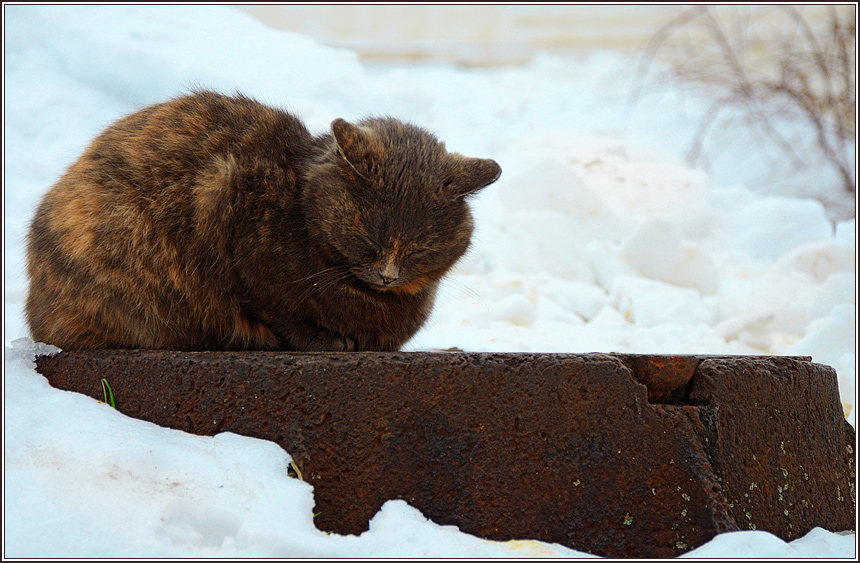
[{"x1": 101, "y1": 378, "x2": 116, "y2": 409}]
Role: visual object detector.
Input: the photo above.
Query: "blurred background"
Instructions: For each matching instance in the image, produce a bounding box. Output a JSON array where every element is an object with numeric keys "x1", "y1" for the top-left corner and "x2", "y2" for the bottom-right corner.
[
  {"x1": 235, "y1": 5, "x2": 852, "y2": 67},
  {"x1": 235, "y1": 5, "x2": 674, "y2": 66}
]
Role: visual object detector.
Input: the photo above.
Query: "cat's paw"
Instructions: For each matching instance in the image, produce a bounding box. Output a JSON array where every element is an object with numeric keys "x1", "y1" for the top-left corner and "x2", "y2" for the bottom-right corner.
[{"x1": 306, "y1": 329, "x2": 356, "y2": 352}]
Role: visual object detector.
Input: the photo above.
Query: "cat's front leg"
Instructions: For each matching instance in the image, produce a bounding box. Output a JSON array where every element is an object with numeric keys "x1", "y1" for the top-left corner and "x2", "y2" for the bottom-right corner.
[
  {"x1": 305, "y1": 328, "x2": 356, "y2": 352},
  {"x1": 278, "y1": 322, "x2": 356, "y2": 352}
]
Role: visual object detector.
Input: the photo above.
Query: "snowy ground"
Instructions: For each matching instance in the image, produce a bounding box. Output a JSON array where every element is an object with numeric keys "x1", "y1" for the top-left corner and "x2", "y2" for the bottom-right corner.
[{"x1": 3, "y1": 5, "x2": 856, "y2": 558}]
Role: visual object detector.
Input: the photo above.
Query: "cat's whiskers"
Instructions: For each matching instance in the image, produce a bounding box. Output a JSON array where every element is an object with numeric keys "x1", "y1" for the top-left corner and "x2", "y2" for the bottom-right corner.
[
  {"x1": 294, "y1": 266, "x2": 354, "y2": 303},
  {"x1": 299, "y1": 272, "x2": 356, "y2": 306},
  {"x1": 437, "y1": 277, "x2": 488, "y2": 311},
  {"x1": 293, "y1": 266, "x2": 352, "y2": 285}
]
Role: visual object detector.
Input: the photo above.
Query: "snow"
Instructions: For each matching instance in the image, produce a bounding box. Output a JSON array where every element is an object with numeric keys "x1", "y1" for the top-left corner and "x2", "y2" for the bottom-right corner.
[{"x1": 3, "y1": 4, "x2": 856, "y2": 558}]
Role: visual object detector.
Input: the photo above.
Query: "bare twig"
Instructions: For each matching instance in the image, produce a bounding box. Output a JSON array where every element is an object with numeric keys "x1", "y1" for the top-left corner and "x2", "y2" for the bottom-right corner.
[{"x1": 631, "y1": 6, "x2": 856, "y2": 200}]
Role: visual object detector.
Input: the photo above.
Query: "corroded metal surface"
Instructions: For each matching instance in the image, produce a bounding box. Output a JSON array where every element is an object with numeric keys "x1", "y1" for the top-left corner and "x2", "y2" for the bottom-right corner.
[
  {"x1": 689, "y1": 357, "x2": 856, "y2": 539},
  {"x1": 34, "y1": 351, "x2": 855, "y2": 558}
]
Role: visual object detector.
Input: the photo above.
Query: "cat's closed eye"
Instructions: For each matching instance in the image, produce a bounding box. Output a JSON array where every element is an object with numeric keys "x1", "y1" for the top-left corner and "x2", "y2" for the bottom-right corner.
[
  {"x1": 353, "y1": 234, "x2": 381, "y2": 257},
  {"x1": 407, "y1": 248, "x2": 434, "y2": 261},
  {"x1": 359, "y1": 235, "x2": 381, "y2": 250}
]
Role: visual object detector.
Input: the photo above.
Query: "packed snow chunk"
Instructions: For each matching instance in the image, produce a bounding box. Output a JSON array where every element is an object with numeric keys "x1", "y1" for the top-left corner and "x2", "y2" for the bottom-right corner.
[
  {"x1": 479, "y1": 293, "x2": 537, "y2": 327},
  {"x1": 807, "y1": 272, "x2": 855, "y2": 322},
  {"x1": 715, "y1": 260, "x2": 818, "y2": 348},
  {"x1": 721, "y1": 197, "x2": 834, "y2": 262},
  {"x1": 785, "y1": 303, "x2": 855, "y2": 376},
  {"x1": 496, "y1": 159, "x2": 626, "y2": 241},
  {"x1": 834, "y1": 219, "x2": 856, "y2": 247},
  {"x1": 679, "y1": 528, "x2": 852, "y2": 559},
  {"x1": 785, "y1": 528, "x2": 857, "y2": 559},
  {"x1": 619, "y1": 219, "x2": 719, "y2": 294},
  {"x1": 776, "y1": 240, "x2": 855, "y2": 283},
  {"x1": 490, "y1": 213, "x2": 597, "y2": 280},
  {"x1": 8, "y1": 5, "x2": 363, "y2": 110},
  {"x1": 779, "y1": 303, "x2": 856, "y2": 422},
  {"x1": 7, "y1": 336, "x2": 61, "y2": 363},
  {"x1": 352, "y1": 500, "x2": 590, "y2": 558},
  {"x1": 564, "y1": 136, "x2": 710, "y2": 220},
  {"x1": 712, "y1": 311, "x2": 778, "y2": 352},
  {"x1": 4, "y1": 355, "x2": 320, "y2": 558},
  {"x1": 610, "y1": 276, "x2": 715, "y2": 328},
  {"x1": 472, "y1": 163, "x2": 602, "y2": 280},
  {"x1": 584, "y1": 240, "x2": 640, "y2": 291},
  {"x1": 536, "y1": 277, "x2": 608, "y2": 322},
  {"x1": 361, "y1": 500, "x2": 490, "y2": 557}
]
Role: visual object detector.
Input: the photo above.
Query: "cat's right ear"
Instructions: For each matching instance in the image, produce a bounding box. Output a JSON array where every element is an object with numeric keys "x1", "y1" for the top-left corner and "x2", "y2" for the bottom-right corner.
[{"x1": 446, "y1": 157, "x2": 502, "y2": 198}]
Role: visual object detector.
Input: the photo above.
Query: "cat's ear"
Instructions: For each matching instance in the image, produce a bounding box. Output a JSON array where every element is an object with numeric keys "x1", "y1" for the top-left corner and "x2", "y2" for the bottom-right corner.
[
  {"x1": 445, "y1": 156, "x2": 502, "y2": 198},
  {"x1": 331, "y1": 118, "x2": 381, "y2": 175}
]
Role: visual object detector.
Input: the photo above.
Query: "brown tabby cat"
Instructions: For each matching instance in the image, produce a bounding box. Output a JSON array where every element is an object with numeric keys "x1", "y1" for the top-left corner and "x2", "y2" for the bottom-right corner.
[{"x1": 25, "y1": 91, "x2": 501, "y2": 351}]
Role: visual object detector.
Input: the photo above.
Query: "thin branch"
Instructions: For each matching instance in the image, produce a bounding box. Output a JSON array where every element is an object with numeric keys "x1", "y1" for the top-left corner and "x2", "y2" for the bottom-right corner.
[{"x1": 628, "y1": 5, "x2": 856, "y2": 199}]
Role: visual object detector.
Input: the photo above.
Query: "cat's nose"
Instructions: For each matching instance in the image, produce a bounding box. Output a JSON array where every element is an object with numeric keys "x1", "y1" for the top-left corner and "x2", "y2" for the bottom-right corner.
[{"x1": 379, "y1": 262, "x2": 400, "y2": 285}]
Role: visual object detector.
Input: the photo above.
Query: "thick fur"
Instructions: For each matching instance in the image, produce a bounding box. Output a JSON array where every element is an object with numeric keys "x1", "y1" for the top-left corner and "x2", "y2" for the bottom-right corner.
[{"x1": 25, "y1": 91, "x2": 501, "y2": 351}]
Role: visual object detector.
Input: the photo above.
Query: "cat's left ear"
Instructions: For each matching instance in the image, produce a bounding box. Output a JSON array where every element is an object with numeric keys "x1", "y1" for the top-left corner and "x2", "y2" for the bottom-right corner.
[
  {"x1": 331, "y1": 118, "x2": 381, "y2": 174},
  {"x1": 446, "y1": 157, "x2": 502, "y2": 198}
]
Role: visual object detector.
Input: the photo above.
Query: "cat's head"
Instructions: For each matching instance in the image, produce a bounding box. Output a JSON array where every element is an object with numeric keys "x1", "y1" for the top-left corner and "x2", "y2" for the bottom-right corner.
[{"x1": 303, "y1": 117, "x2": 501, "y2": 293}]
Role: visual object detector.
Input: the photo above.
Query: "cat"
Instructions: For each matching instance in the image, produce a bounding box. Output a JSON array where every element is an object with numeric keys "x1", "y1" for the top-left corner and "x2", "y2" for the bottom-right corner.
[{"x1": 25, "y1": 90, "x2": 501, "y2": 351}]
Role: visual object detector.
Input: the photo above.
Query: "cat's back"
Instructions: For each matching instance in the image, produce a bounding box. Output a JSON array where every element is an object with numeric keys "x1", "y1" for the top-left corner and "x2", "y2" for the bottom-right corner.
[
  {"x1": 29, "y1": 91, "x2": 315, "y2": 256},
  {"x1": 25, "y1": 91, "x2": 314, "y2": 349},
  {"x1": 78, "y1": 91, "x2": 312, "y2": 189}
]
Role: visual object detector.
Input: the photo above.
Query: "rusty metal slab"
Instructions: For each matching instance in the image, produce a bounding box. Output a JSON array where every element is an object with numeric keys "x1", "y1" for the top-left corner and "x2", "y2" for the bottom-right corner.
[
  {"x1": 34, "y1": 351, "x2": 855, "y2": 557},
  {"x1": 688, "y1": 356, "x2": 856, "y2": 538}
]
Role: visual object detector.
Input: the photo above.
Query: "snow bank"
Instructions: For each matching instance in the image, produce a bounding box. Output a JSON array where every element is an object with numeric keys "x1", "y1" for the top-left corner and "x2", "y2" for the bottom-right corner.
[{"x1": 4, "y1": 5, "x2": 855, "y2": 558}]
